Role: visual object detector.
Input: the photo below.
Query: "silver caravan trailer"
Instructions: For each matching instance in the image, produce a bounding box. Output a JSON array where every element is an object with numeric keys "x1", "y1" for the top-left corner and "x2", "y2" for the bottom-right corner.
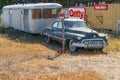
[{"x1": 1, "y1": 3, "x2": 62, "y2": 33}]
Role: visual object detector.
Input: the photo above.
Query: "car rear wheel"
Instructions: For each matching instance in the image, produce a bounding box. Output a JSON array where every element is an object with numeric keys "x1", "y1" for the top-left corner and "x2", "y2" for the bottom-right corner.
[
  {"x1": 69, "y1": 40, "x2": 76, "y2": 52},
  {"x1": 45, "y1": 36, "x2": 50, "y2": 43}
]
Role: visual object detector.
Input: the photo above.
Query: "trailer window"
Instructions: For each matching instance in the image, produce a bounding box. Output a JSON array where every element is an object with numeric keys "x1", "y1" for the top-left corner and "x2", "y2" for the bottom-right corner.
[
  {"x1": 9, "y1": 9, "x2": 12, "y2": 14},
  {"x1": 32, "y1": 9, "x2": 41, "y2": 19},
  {"x1": 43, "y1": 9, "x2": 58, "y2": 18}
]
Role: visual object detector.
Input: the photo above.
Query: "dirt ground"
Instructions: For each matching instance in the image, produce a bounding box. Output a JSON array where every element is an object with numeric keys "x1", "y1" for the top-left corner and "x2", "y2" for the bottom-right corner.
[
  {"x1": 0, "y1": 39, "x2": 120, "y2": 80},
  {"x1": 0, "y1": 25, "x2": 120, "y2": 80}
]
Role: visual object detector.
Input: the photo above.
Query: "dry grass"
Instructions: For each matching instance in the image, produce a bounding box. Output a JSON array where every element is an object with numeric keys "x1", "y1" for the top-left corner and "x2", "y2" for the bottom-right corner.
[
  {"x1": 104, "y1": 35, "x2": 120, "y2": 53},
  {"x1": 0, "y1": 25, "x2": 120, "y2": 80},
  {"x1": 0, "y1": 70, "x2": 104, "y2": 80}
]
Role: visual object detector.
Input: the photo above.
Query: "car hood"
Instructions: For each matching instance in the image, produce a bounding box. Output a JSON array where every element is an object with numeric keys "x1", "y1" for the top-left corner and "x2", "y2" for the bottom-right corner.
[
  {"x1": 68, "y1": 27, "x2": 97, "y2": 33},
  {"x1": 66, "y1": 27, "x2": 99, "y2": 38}
]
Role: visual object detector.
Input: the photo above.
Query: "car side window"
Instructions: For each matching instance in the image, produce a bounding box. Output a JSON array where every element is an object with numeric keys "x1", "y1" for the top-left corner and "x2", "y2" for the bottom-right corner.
[
  {"x1": 58, "y1": 21, "x2": 62, "y2": 29},
  {"x1": 52, "y1": 22, "x2": 58, "y2": 28}
]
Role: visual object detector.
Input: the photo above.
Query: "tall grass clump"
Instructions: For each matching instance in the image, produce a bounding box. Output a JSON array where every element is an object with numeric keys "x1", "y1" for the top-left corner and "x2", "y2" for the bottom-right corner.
[{"x1": 104, "y1": 35, "x2": 120, "y2": 52}]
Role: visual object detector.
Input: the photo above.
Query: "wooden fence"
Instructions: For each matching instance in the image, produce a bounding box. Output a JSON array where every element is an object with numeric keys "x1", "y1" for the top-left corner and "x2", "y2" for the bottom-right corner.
[{"x1": 86, "y1": 4, "x2": 120, "y2": 31}]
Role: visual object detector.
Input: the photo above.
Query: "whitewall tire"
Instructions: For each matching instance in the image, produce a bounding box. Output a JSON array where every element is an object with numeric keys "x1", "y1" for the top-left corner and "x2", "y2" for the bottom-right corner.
[{"x1": 69, "y1": 40, "x2": 76, "y2": 52}]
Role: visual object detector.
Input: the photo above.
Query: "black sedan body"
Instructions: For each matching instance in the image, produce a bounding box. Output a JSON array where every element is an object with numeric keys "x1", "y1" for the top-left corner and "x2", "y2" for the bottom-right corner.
[{"x1": 43, "y1": 18, "x2": 108, "y2": 52}]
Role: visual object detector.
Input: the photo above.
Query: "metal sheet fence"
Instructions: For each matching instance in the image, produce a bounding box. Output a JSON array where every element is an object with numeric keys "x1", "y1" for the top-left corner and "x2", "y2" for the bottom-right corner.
[{"x1": 86, "y1": 4, "x2": 120, "y2": 31}]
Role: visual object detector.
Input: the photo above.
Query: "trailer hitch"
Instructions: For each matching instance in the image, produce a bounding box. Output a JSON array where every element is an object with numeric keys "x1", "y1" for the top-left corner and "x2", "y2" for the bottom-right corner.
[{"x1": 47, "y1": 48, "x2": 65, "y2": 60}]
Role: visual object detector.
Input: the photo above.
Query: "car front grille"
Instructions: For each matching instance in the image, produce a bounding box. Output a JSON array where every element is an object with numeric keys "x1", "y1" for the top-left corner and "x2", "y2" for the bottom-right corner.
[{"x1": 82, "y1": 39, "x2": 104, "y2": 48}]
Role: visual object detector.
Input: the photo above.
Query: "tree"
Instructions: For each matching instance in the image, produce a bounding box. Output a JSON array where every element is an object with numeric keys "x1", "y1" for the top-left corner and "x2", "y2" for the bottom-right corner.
[{"x1": 0, "y1": 0, "x2": 13, "y2": 9}]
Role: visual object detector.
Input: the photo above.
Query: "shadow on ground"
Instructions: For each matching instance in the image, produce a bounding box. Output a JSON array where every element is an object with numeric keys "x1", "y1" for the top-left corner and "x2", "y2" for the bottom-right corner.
[{"x1": 0, "y1": 26, "x2": 61, "y2": 49}]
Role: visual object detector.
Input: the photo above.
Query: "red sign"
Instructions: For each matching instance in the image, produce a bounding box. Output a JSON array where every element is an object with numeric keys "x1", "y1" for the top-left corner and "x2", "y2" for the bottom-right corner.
[
  {"x1": 59, "y1": 13, "x2": 65, "y2": 19},
  {"x1": 69, "y1": 7, "x2": 86, "y2": 21},
  {"x1": 94, "y1": 4, "x2": 108, "y2": 10}
]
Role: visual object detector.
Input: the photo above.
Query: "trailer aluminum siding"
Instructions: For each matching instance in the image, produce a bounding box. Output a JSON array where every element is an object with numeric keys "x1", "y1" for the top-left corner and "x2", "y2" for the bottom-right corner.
[{"x1": 1, "y1": 3, "x2": 62, "y2": 33}]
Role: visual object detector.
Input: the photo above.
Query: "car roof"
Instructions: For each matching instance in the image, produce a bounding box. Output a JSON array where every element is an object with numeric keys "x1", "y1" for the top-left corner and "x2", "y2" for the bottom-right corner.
[{"x1": 57, "y1": 18, "x2": 85, "y2": 22}]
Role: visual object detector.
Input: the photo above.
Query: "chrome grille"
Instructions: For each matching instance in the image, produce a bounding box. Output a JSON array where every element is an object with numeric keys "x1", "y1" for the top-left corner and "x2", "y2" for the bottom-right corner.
[{"x1": 83, "y1": 40, "x2": 104, "y2": 48}]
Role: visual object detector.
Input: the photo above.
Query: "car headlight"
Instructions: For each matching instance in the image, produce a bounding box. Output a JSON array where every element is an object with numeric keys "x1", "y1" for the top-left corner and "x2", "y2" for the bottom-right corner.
[
  {"x1": 105, "y1": 35, "x2": 108, "y2": 39},
  {"x1": 77, "y1": 36, "x2": 81, "y2": 40}
]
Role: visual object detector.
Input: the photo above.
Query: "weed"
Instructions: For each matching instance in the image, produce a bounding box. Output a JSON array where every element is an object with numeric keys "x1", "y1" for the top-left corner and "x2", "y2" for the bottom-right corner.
[
  {"x1": 16, "y1": 38, "x2": 20, "y2": 42},
  {"x1": 104, "y1": 36, "x2": 120, "y2": 52},
  {"x1": 20, "y1": 43, "x2": 26, "y2": 48},
  {"x1": 113, "y1": 56, "x2": 119, "y2": 58},
  {"x1": 0, "y1": 43, "x2": 1, "y2": 47}
]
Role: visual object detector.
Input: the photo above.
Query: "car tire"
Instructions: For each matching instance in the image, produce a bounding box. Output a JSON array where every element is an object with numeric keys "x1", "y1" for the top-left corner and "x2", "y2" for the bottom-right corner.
[
  {"x1": 45, "y1": 36, "x2": 50, "y2": 43},
  {"x1": 98, "y1": 48, "x2": 103, "y2": 53},
  {"x1": 69, "y1": 40, "x2": 76, "y2": 52}
]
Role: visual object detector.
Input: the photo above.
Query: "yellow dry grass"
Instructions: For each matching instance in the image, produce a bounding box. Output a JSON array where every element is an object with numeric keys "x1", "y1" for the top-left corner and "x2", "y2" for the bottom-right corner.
[
  {"x1": 0, "y1": 26, "x2": 104, "y2": 80},
  {"x1": 104, "y1": 35, "x2": 120, "y2": 53},
  {"x1": 0, "y1": 70, "x2": 103, "y2": 80},
  {"x1": 0, "y1": 26, "x2": 119, "y2": 80}
]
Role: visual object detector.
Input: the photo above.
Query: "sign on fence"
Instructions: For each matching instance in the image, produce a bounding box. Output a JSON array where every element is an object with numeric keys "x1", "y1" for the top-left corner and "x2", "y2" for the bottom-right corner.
[{"x1": 94, "y1": 4, "x2": 108, "y2": 10}]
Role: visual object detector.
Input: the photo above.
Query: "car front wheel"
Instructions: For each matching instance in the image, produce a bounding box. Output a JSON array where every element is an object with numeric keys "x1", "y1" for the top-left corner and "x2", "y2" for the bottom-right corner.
[{"x1": 69, "y1": 40, "x2": 76, "y2": 52}]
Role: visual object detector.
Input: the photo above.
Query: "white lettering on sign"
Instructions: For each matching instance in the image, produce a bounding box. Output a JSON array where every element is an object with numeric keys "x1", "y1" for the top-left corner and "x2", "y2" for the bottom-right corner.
[
  {"x1": 69, "y1": 7, "x2": 86, "y2": 21},
  {"x1": 95, "y1": 6, "x2": 106, "y2": 9},
  {"x1": 94, "y1": 4, "x2": 108, "y2": 10}
]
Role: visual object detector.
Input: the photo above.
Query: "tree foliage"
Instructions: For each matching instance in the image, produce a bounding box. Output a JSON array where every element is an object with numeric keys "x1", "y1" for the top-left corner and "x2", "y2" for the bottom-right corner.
[{"x1": 0, "y1": 0, "x2": 13, "y2": 9}]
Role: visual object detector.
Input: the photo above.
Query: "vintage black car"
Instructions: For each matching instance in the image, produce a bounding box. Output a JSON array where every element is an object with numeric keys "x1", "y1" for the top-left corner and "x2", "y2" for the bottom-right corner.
[{"x1": 43, "y1": 18, "x2": 108, "y2": 52}]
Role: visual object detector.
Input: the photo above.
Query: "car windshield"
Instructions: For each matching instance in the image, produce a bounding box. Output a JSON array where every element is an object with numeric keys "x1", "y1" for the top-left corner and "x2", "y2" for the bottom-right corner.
[{"x1": 64, "y1": 21, "x2": 88, "y2": 28}]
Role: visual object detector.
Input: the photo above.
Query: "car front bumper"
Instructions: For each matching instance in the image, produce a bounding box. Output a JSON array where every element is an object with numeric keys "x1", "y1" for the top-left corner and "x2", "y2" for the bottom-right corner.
[{"x1": 72, "y1": 39, "x2": 108, "y2": 49}]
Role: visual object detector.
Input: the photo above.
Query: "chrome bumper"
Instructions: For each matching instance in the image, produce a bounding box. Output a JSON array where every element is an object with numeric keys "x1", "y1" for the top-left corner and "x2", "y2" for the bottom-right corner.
[{"x1": 72, "y1": 39, "x2": 108, "y2": 48}]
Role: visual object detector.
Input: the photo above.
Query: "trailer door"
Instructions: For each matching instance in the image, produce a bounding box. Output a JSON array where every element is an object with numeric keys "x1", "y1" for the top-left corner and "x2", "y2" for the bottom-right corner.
[{"x1": 23, "y1": 9, "x2": 29, "y2": 31}]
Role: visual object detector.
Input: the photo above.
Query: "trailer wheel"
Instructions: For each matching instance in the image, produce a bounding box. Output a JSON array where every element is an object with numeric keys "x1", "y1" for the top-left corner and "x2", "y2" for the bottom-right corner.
[
  {"x1": 69, "y1": 40, "x2": 76, "y2": 52},
  {"x1": 45, "y1": 36, "x2": 50, "y2": 43}
]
